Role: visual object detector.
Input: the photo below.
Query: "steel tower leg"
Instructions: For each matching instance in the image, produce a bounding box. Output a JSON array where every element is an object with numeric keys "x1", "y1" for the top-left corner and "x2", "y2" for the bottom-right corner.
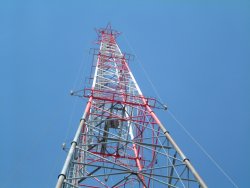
[
  {"x1": 56, "y1": 98, "x2": 93, "y2": 188},
  {"x1": 122, "y1": 57, "x2": 207, "y2": 188}
]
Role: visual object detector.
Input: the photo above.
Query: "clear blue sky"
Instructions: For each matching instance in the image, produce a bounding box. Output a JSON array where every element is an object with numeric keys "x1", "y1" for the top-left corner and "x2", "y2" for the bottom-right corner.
[{"x1": 1, "y1": 0, "x2": 249, "y2": 187}]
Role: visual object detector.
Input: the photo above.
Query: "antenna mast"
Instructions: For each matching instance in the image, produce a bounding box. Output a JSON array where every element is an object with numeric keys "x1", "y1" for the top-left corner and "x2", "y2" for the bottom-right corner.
[{"x1": 56, "y1": 24, "x2": 207, "y2": 188}]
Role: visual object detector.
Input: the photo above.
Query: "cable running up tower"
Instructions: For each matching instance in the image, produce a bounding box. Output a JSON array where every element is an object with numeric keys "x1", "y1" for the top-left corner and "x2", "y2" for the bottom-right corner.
[{"x1": 56, "y1": 24, "x2": 207, "y2": 188}]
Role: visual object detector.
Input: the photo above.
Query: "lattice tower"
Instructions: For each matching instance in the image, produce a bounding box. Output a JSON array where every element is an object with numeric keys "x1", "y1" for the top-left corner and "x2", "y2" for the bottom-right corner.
[{"x1": 56, "y1": 25, "x2": 207, "y2": 188}]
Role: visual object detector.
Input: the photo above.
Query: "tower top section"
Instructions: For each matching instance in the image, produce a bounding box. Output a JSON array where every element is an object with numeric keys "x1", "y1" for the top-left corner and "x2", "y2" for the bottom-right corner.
[{"x1": 96, "y1": 23, "x2": 120, "y2": 43}]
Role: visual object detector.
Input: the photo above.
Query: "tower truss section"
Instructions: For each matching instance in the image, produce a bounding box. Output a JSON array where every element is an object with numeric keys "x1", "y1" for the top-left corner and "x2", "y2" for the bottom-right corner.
[{"x1": 56, "y1": 25, "x2": 207, "y2": 188}]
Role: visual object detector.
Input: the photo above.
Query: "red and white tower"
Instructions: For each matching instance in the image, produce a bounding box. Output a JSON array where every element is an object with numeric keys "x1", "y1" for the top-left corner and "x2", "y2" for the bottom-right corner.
[{"x1": 56, "y1": 25, "x2": 207, "y2": 188}]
